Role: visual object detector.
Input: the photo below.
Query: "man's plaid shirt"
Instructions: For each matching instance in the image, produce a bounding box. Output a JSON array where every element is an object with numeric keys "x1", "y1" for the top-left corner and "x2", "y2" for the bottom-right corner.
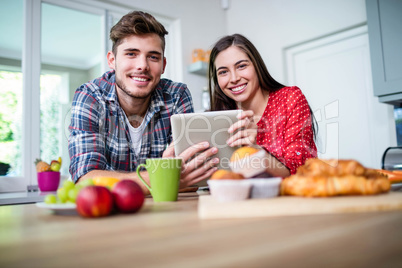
[{"x1": 68, "y1": 70, "x2": 194, "y2": 182}]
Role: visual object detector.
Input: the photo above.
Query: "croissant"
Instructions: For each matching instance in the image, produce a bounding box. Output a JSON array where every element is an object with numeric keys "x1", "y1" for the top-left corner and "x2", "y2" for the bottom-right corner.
[
  {"x1": 281, "y1": 159, "x2": 391, "y2": 197},
  {"x1": 296, "y1": 159, "x2": 367, "y2": 177}
]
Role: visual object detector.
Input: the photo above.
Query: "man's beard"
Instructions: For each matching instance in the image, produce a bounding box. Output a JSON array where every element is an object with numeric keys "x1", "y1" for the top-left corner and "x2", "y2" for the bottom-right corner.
[{"x1": 115, "y1": 75, "x2": 153, "y2": 100}]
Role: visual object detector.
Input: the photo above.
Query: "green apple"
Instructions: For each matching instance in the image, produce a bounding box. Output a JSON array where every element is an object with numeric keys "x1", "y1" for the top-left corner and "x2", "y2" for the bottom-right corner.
[{"x1": 50, "y1": 160, "x2": 61, "y2": 172}]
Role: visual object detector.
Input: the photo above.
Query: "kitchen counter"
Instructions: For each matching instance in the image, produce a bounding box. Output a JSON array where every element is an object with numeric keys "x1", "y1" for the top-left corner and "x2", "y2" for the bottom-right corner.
[{"x1": 1, "y1": 192, "x2": 402, "y2": 267}]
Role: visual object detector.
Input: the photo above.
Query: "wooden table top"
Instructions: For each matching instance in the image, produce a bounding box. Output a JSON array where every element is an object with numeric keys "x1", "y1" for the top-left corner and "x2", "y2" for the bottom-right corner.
[{"x1": 1, "y1": 192, "x2": 402, "y2": 267}]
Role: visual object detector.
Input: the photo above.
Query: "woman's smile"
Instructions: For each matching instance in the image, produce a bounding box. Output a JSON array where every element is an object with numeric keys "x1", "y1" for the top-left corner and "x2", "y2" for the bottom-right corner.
[{"x1": 229, "y1": 83, "x2": 247, "y2": 94}]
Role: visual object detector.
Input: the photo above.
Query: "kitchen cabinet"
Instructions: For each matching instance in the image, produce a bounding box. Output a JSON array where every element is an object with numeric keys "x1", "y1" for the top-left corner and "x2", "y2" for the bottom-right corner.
[{"x1": 366, "y1": 0, "x2": 402, "y2": 105}]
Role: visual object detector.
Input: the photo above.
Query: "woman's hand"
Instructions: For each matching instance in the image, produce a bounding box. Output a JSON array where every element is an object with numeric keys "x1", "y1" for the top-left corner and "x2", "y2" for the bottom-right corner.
[{"x1": 226, "y1": 110, "x2": 258, "y2": 147}]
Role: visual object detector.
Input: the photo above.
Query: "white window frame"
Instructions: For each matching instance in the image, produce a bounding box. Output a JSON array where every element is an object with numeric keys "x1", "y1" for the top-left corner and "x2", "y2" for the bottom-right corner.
[
  {"x1": 0, "y1": 0, "x2": 179, "y2": 193},
  {"x1": 0, "y1": 0, "x2": 42, "y2": 192}
]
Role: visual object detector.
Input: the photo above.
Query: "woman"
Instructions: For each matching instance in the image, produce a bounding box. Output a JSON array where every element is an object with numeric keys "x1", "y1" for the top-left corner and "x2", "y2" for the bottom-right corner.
[{"x1": 208, "y1": 34, "x2": 317, "y2": 177}]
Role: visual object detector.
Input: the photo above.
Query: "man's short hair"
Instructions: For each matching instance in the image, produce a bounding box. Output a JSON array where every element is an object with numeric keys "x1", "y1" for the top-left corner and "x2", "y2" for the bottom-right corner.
[{"x1": 110, "y1": 11, "x2": 169, "y2": 55}]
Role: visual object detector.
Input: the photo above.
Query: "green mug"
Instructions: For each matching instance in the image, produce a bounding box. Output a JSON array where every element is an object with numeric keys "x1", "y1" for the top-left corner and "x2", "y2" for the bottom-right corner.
[{"x1": 136, "y1": 158, "x2": 182, "y2": 202}]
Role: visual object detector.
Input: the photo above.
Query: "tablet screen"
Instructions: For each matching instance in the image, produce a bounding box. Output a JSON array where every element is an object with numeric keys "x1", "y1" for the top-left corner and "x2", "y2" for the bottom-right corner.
[{"x1": 171, "y1": 110, "x2": 242, "y2": 172}]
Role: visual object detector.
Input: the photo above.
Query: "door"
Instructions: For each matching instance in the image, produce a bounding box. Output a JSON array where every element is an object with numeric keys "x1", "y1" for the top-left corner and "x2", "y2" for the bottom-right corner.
[{"x1": 285, "y1": 25, "x2": 396, "y2": 168}]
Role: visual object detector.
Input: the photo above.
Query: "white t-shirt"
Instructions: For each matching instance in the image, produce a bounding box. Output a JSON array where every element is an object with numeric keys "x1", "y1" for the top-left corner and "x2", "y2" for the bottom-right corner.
[{"x1": 124, "y1": 113, "x2": 147, "y2": 157}]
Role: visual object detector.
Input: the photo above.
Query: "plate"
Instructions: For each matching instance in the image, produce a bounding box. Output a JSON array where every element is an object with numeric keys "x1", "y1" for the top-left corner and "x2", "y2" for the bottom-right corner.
[{"x1": 36, "y1": 202, "x2": 78, "y2": 215}]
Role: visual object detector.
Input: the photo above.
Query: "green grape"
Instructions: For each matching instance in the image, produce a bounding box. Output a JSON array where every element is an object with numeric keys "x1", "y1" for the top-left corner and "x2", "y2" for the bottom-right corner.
[
  {"x1": 44, "y1": 194, "x2": 57, "y2": 204},
  {"x1": 57, "y1": 187, "x2": 68, "y2": 203},
  {"x1": 63, "y1": 180, "x2": 75, "y2": 191},
  {"x1": 75, "y1": 184, "x2": 83, "y2": 191},
  {"x1": 77, "y1": 178, "x2": 94, "y2": 188},
  {"x1": 68, "y1": 187, "x2": 80, "y2": 203}
]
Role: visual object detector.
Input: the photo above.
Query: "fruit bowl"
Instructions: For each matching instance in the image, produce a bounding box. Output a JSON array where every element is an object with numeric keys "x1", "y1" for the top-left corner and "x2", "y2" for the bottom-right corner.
[{"x1": 37, "y1": 171, "x2": 60, "y2": 192}]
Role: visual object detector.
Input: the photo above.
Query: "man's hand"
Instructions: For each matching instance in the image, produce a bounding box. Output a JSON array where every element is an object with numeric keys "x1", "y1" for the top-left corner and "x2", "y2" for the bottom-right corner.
[
  {"x1": 162, "y1": 143, "x2": 175, "y2": 158},
  {"x1": 176, "y1": 141, "x2": 218, "y2": 188}
]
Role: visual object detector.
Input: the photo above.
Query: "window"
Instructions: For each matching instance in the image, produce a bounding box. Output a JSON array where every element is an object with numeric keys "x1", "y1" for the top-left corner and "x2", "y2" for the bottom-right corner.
[
  {"x1": 0, "y1": 70, "x2": 23, "y2": 176},
  {"x1": 40, "y1": 2, "x2": 104, "y2": 176},
  {"x1": 0, "y1": 0, "x2": 178, "y2": 193},
  {"x1": 0, "y1": 70, "x2": 69, "y2": 176},
  {"x1": 0, "y1": 0, "x2": 24, "y2": 189},
  {"x1": 40, "y1": 72, "x2": 68, "y2": 175}
]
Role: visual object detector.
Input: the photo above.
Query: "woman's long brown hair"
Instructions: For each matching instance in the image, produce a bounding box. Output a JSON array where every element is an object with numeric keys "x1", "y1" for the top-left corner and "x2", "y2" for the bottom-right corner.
[{"x1": 207, "y1": 34, "x2": 317, "y2": 139}]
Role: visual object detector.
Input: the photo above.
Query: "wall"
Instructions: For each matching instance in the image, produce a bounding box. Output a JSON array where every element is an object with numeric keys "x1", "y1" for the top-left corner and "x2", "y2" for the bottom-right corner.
[{"x1": 226, "y1": 0, "x2": 367, "y2": 83}]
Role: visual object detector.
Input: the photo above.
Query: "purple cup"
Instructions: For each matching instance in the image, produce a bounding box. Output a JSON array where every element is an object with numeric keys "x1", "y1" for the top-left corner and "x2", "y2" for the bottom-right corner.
[{"x1": 37, "y1": 171, "x2": 60, "y2": 192}]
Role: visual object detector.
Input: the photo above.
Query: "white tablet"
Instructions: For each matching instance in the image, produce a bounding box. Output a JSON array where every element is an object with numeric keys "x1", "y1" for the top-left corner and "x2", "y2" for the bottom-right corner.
[{"x1": 171, "y1": 110, "x2": 242, "y2": 172}]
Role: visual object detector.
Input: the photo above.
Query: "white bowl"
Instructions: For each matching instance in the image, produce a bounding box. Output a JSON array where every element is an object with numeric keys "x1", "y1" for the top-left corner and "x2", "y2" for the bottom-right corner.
[
  {"x1": 207, "y1": 180, "x2": 252, "y2": 202},
  {"x1": 229, "y1": 149, "x2": 269, "y2": 178},
  {"x1": 247, "y1": 177, "x2": 282, "y2": 199}
]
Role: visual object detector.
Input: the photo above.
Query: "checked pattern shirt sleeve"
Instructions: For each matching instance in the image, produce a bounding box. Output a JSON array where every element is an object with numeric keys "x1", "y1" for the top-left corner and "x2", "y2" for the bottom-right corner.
[{"x1": 68, "y1": 82, "x2": 110, "y2": 182}]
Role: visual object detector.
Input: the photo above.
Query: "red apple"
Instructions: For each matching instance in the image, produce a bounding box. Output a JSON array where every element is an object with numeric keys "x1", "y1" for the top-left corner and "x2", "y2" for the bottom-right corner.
[
  {"x1": 76, "y1": 186, "x2": 113, "y2": 218},
  {"x1": 111, "y1": 180, "x2": 145, "y2": 213}
]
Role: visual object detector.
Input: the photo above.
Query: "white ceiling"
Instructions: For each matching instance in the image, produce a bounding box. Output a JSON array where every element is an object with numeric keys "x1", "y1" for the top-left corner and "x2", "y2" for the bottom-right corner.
[{"x1": 0, "y1": 0, "x2": 102, "y2": 70}]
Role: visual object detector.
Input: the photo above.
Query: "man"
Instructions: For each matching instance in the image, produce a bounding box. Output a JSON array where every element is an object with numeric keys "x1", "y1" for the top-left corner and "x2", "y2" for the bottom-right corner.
[{"x1": 68, "y1": 11, "x2": 218, "y2": 193}]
